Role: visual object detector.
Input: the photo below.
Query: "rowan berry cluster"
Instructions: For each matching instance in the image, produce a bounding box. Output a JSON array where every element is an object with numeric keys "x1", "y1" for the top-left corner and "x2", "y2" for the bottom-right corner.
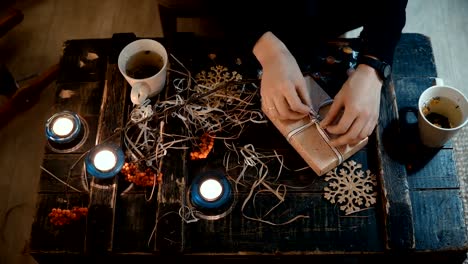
[
  {"x1": 190, "y1": 133, "x2": 214, "y2": 160},
  {"x1": 121, "y1": 162, "x2": 162, "y2": 187},
  {"x1": 48, "y1": 207, "x2": 88, "y2": 226}
]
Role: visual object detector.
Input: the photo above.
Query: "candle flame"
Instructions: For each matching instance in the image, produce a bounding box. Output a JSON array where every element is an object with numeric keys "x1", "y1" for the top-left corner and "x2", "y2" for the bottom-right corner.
[
  {"x1": 93, "y1": 150, "x2": 117, "y2": 172},
  {"x1": 52, "y1": 117, "x2": 75, "y2": 137},
  {"x1": 199, "y1": 178, "x2": 223, "y2": 201}
]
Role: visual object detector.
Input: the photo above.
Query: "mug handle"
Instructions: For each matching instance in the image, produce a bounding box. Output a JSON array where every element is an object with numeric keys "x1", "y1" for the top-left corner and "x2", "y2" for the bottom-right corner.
[{"x1": 130, "y1": 82, "x2": 150, "y2": 105}]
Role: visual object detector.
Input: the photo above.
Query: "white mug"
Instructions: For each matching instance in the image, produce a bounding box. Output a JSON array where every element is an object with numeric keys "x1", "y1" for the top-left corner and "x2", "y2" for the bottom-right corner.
[
  {"x1": 118, "y1": 39, "x2": 168, "y2": 105},
  {"x1": 418, "y1": 85, "x2": 468, "y2": 148}
]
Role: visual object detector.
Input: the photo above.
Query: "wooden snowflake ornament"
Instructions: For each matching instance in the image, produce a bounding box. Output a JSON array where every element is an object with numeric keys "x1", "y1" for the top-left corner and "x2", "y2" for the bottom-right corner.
[
  {"x1": 323, "y1": 160, "x2": 377, "y2": 215},
  {"x1": 195, "y1": 65, "x2": 242, "y2": 87}
]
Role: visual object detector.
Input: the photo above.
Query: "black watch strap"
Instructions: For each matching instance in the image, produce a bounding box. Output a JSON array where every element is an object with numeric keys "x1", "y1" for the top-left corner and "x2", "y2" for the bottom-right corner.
[{"x1": 357, "y1": 56, "x2": 392, "y2": 81}]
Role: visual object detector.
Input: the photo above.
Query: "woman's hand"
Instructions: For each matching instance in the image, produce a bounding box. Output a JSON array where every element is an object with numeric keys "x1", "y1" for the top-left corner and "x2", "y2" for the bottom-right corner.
[
  {"x1": 320, "y1": 64, "x2": 383, "y2": 147},
  {"x1": 253, "y1": 32, "x2": 311, "y2": 120}
]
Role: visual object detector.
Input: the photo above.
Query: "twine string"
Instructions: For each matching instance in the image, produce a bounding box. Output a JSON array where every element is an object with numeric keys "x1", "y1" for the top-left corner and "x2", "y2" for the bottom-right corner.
[{"x1": 286, "y1": 107, "x2": 344, "y2": 166}]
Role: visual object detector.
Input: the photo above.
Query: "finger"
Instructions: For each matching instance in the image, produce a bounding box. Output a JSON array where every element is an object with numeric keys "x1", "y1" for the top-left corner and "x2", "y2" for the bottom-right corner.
[
  {"x1": 331, "y1": 133, "x2": 364, "y2": 147},
  {"x1": 262, "y1": 103, "x2": 280, "y2": 119},
  {"x1": 275, "y1": 97, "x2": 306, "y2": 120},
  {"x1": 324, "y1": 107, "x2": 356, "y2": 135},
  {"x1": 330, "y1": 116, "x2": 366, "y2": 147},
  {"x1": 285, "y1": 94, "x2": 311, "y2": 114},
  {"x1": 347, "y1": 67, "x2": 356, "y2": 77},
  {"x1": 261, "y1": 99, "x2": 275, "y2": 112},
  {"x1": 281, "y1": 111, "x2": 308, "y2": 120},
  {"x1": 286, "y1": 77, "x2": 312, "y2": 114},
  {"x1": 268, "y1": 107, "x2": 281, "y2": 119},
  {"x1": 348, "y1": 116, "x2": 368, "y2": 141},
  {"x1": 282, "y1": 86, "x2": 310, "y2": 115},
  {"x1": 293, "y1": 77, "x2": 313, "y2": 111},
  {"x1": 262, "y1": 99, "x2": 278, "y2": 114},
  {"x1": 320, "y1": 99, "x2": 343, "y2": 128},
  {"x1": 359, "y1": 120, "x2": 377, "y2": 140},
  {"x1": 273, "y1": 96, "x2": 288, "y2": 117}
]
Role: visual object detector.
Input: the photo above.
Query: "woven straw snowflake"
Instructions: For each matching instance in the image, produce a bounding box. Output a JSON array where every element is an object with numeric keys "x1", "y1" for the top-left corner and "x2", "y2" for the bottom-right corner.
[
  {"x1": 195, "y1": 65, "x2": 242, "y2": 87},
  {"x1": 323, "y1": 160, "x2": 377, "y2": 215}
]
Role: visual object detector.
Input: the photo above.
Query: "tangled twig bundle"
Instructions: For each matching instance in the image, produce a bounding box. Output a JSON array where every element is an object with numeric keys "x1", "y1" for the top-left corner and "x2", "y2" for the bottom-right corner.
[{"x1": 122, "y1": 55, "x2": 266, "y2": 173}]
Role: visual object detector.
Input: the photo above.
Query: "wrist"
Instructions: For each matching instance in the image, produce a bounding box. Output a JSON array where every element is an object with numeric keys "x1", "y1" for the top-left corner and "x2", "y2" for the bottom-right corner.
[
  {"x1": 253, "y1": 31, "x2": 289, "y2": 66},
  {"x1": 357, "y1": 55, "x2": 392, "y2": 81},
  {"x1": 356, "y1": 64, "x2": 383, "y2": 86}
]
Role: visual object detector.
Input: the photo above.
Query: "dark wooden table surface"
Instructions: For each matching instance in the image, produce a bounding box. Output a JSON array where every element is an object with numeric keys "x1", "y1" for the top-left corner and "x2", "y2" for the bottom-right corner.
[{"x1": 28, "y1": 33, "x2": 468, "y2": 263}]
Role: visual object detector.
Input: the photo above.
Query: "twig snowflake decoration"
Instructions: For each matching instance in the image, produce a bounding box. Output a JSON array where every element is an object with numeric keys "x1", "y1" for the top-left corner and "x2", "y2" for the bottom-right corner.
[
  {"x1": 323, "y1": 160, "x2": 377, "y2": 215},
  {"x1": 195, "y1": 65, "x2": 242, "y2": 87}
]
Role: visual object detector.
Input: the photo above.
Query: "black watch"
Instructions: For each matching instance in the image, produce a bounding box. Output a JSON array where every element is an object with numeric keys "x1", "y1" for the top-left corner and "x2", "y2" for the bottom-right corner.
[{"x1": 358, "y1": 56, "x2": 392, "y2": 81}]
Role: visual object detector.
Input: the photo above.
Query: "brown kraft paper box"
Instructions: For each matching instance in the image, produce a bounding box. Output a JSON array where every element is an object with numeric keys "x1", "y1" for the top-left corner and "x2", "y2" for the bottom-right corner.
[{"x1": 263, "y1": 75, "x2": 368, "y2": 176}]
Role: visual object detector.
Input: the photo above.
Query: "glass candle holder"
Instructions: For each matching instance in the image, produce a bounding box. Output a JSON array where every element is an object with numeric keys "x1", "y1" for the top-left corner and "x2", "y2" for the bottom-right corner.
[
  {"x1": 190, "y1": 170, "x2": 232, "y2": 209},
  {"x1": 45, "y1": 110, "x2": 89, "y2": 153},
  {"x1": 45, "y1": 111, "x2": 82, "y2": 144}
]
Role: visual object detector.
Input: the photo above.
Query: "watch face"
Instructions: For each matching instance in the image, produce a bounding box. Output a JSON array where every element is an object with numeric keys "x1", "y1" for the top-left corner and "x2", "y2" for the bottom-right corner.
[{"x1": 383, "y1": 65, "x2": 391, "y2": 78}]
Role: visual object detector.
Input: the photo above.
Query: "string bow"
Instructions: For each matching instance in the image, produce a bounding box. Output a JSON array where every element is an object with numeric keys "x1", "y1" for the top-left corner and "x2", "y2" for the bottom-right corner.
[{"x1": 286, "y1": 99, "x2": 344, "y2": 167}]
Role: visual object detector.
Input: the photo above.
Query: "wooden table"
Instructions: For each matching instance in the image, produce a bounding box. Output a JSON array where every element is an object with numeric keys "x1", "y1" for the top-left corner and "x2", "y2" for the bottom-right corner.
[{"x1": 29, "y1": 33, "x2": 468, "y2": 263}]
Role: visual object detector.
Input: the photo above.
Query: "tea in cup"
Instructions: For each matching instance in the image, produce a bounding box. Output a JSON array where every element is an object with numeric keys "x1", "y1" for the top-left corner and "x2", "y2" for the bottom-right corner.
[{"x1": 418, "y1": 85, "x2": 468, "y2": 148}]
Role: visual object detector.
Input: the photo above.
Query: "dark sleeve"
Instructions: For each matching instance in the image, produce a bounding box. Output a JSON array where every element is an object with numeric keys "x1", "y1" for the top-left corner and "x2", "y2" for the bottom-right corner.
[
  {"x1": 209, "y1": 0, "x2": 408, "y2": 65},
  {"x1": 359, "y1": 0, "x2": 408, "y2": 65},
  {"x1": 207, "y1": 0, "x2": 293, "y2": 52}
]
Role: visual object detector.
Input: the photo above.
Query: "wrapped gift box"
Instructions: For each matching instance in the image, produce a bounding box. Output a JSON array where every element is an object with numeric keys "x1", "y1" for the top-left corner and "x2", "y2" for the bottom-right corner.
[{"x1": 263, "y1": 75, "x2": 368, "y2": 176}]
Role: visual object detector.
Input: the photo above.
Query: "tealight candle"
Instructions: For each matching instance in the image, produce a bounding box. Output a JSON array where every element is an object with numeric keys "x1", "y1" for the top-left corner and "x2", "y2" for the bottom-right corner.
[
  {"x1": 51, "y1": 116, "x2": 75, "y2": 137},
  {"x1": 199, "y1": 178, "x2": 223, "y2": 202},
  {"x1": 85, "y1": 143, "x2": 125, "y2": 179},
  {"x1": 189, "y1": 170, "x2": 233, "y2": 210},
  {"x1": 93, "y1": 150, "x2": 117, "y2": 172},
  {"x1": 45, "y1": 111, "x2": 82, "y2": 144}
]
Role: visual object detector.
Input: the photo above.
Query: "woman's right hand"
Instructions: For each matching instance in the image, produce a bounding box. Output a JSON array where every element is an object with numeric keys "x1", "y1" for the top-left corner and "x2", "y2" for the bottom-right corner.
[{"x1": 253, "y1": 32, "x2": 311, "y2": 120}]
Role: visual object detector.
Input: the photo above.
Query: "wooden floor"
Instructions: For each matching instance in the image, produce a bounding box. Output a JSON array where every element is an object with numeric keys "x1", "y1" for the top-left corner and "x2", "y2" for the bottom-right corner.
[{"x1": 0, "y1": 0, "x2": 466, "y2": 263}]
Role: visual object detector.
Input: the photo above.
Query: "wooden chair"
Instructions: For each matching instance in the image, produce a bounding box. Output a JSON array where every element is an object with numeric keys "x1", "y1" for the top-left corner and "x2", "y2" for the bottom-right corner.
[
  {"x1": 0, "y1": 64, "x2": 59, "y2": 129},
  {"x1": 0, "y1": 7, "x2": 23, "y2": 38},
  {"x1": 0, "y1": 7, "x2": 59, "y2": 129},
  {"x1": 157, "y1": 0, "x2": 222, "y2": 40}
]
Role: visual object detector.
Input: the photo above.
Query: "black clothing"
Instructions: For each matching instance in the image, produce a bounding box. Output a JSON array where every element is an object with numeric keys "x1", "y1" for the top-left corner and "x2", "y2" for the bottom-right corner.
[{"x1": 209, "y1": 0, "x2": 408, "y2": 66}]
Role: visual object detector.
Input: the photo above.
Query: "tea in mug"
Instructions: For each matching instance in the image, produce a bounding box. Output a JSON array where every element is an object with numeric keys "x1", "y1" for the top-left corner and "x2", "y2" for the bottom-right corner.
[
  {"x1": 125, "y1": 50, "x2": 164, "y2": 79},
  {"x1": 425, "y1": 112, "x2": 451, "y2": 128},
  {"x1": 422, "y1": 96, "x2": 463, "y2": 129}
]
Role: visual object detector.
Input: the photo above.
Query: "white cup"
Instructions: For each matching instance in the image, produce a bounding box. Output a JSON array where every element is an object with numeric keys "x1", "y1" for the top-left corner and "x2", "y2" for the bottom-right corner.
[
  {"x1": 418, "y1": 85, "x2": 468, "y2": 148},
  {"x1": 118, "y1": 39, "x2": 168, "y2": 105}
]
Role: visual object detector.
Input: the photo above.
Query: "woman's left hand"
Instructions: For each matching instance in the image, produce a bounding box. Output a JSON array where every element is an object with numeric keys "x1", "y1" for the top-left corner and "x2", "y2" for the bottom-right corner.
[{"x1": 320, "y1": 64, "x2": 383, "y2": 147}]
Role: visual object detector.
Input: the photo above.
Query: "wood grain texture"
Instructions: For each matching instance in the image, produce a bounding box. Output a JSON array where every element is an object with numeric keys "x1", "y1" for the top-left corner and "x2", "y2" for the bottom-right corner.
[
  {"x1": 403, "y1": 4, "x2": 468, "y2": 246},
  {"x1": 375, "y1": 79, "x2": 415, "y2": 250},
  {"x1": 411, "y1": 190, "x2": 467, "y2": 251}
]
